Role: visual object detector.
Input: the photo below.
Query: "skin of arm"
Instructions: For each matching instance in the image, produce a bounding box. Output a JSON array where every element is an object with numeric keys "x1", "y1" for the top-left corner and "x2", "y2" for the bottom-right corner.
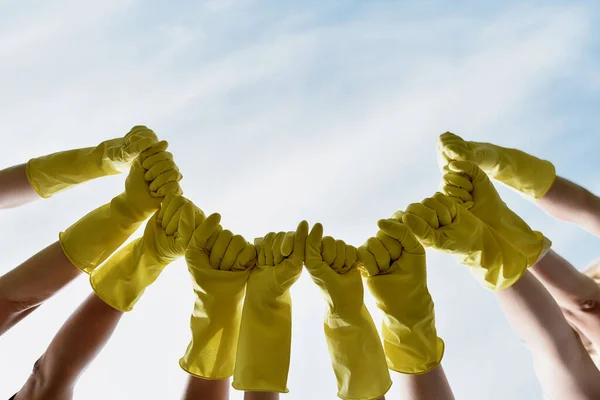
[
  {"x1": 537, "y1": 176, "x2": 600, "y2": 237},
  {"x1": 0, "y1": 164, "x2": 40, "y2": 209},
  {"x1": 14, "y1": 292, "x2": 124, "y2": 400},
  {"x1": 0, "y1": 241, "x2": 81, "y2": 336},
  {"x1": 182, "y1": 376, "x2": 230, "y2": 400},
  {"x1": 394, "y1": 366, "x2": 454, "y2": 400},
  {"x1": 495, "y1": 270, "x2": 600, "y2": 400},
  {"x1": 243, "y1": 391, "x2": 280, "y2": 400},
  {"x1": 530, "y1": 251, "x2": 600, "y2": 357}
]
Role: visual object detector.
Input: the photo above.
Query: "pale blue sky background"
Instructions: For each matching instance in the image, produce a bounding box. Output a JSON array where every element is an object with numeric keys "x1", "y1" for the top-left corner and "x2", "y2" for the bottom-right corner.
[{"x1": 1, "y1": 1, "x2": 599, "y2": 399}]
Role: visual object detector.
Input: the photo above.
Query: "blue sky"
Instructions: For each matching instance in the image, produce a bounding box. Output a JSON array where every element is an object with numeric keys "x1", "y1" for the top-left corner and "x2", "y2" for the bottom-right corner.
[{"x1": 1, "y1": 1, "x2": 599, "y2": 399}]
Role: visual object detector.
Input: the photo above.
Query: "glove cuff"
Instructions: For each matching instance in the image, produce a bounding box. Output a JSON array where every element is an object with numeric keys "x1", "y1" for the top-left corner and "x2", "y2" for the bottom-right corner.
[{"x1": 90, "y1": 238, "x2": 165, "y2": 312}]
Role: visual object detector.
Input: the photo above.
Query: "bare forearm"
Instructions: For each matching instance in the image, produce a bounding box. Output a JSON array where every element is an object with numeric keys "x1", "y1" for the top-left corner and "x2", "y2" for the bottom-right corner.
[
  {"x1": 182, "y1": 376, "x2": 229, "y2": 400},
  {"x1": 537, "y1": 176, "x2": 600, "y2": 237},
  {"x1": 244, "y1": 392, "x2": 280, "y2": 400},
  {"x1": 530, "y1": 250, "x2": 600, "y2": 311},
  {"x1": 36, "y1": 293, "x2": 124, "y2": 386},
  {"x1": 495, "y1": 270, "x2": 600, "y2": 399},
  {"x1": 394, "y1": 366, "x2": 454, "y2": 400},
  {"x1": 0, "y1": 163, "x2": 40, "y2": 209},
  {"x1": 0, "y1": 242, "x2": 81, "y2": 335}
]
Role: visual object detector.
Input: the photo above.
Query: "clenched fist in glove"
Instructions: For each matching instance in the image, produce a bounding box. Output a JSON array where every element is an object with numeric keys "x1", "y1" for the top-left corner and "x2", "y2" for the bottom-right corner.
[{"x1": 305, "y1": 223, "x2": 391, "y2": 400}]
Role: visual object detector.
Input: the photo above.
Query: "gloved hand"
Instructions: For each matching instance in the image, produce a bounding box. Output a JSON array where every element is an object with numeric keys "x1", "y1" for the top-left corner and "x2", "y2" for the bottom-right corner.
[
  {"x1": 90, "y1": 194, "x2": 197, "y2": 311},
  {"x1": 179, "y1": 220, "x2": 256, "y2": 379},
  {"x1": 305, "y1": 223, "x2": 391, "y2": 400},
  {"x1": 437, "y1": 131, "x2": 556, "y2": 199},
  {"x1": 441, "y1": 160, "x2": 551, "y2": 266},
  {"x1": 59, "y1": 141, "x2": 183, "y2": 273},
  {"x1": 26, "y1": 125, "x2": 158, "y2": 198},
  {"x1": 358, "y1": 219, "x2": 445, "y2": 374},
  {"x1": 401, "y1": 193, "x2": 528, "y2": 290},
  {"x1": 233, "y1": 221, "x2": 308, "y2": 393}
]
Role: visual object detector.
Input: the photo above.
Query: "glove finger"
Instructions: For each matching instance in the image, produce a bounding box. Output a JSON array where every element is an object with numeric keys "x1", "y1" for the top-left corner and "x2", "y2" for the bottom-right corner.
[
  {"x1": 160, "y1": 195, "x2": 187, "y2": 231},
  {"x1": 176, "y1": 202, "x2": 196, "y2": 247},
  {"x1": 191, "y1": 213, "x2": 222, "y2": 250},
  {"x1": 443, "y1": 170, "x2": 473, "y2": 191},
  {"x1": 154, "y1": 181, "x2": 183, "y2": 198},
  {"x1": 322, "y1": 236, "x2": 336, "y2": 266},
  {"x1": 433, "y1": 192, "x2": 458, "y2": 220},
  {"x1": 401, "y1": 213, "x2": 438, "y2": 248},
  {"x1": 281, "y1": 231, "x2": 295, "y2": 258},
  {"x1": 124, "y1": 126, "x2": 158, "y2": 151},
  {"x1": 291, "y1": 220, "x2": 309, "y2": 260},
  {"x1": 377, "y1": 219, "x2": 424, "y2": 254},
  {"x1": 376, "y1": 230, "x2": 403, "y2": 260},
  {"x1": 306, "y1": 223, "x2": 323, "y2": 263},
  {"x1": 210, "y1": 230, "x2": 234, "y2": 269},
  {"x1": 366, "y1": 237, "x2": 391, "y2": 272},
  {"x1": 272, "y1": 232, "x2": 286, "y2": 265},
  {"x1": 357, "y1": 245, "x2": 379, "y2": 277},
  {"x1": 149, "y1": 169, "x2": 182, "y2": 193},
  {"x1": 442, "y1": 184, "x2": 472, "y2": 203},
  {"x1": 342, "y1": 245, "x2": 357, "y2": 274},
  {"x1": 406, "y1": 202, "x2": 439, "y2": 230},
  {"x1": 391, "y1": 209, "x2": 405, "y2": 221},
  {"x1": 140, "y1": 140, "x2": 169, "y2": 161},
  {"x1": 254, "y1": 237, "x2": 266, "y2": 267},
  {"x1": 220, "y1": 234, "x2": 246, "y2": 271},
  {"x1": 144, "y1": 155, "x2": 176, "y2": 180},
  {"x1": 422, "y1": 196, "x2": 454, "y2": 227},
  {"x1": 234, "y1": 242, "x2": 257, "y2": 271},
  {"x1": 263, "y1": 232, "x2": 276, "y2": 266},
  {"x1": 448, "y1": 160, "x2": 480, "y2": 180},
  {"x1": 332, "y1": 240, "x2": 347, "y2": 272},
  {"x1": 206, "y1": 225, "x2": 222, "y2": 252}
]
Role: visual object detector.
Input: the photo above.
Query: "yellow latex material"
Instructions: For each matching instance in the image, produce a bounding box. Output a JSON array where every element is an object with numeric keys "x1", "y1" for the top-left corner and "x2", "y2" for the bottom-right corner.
[
  {"x1": 358, "y1": 220, "x2": 445, "y2": 375},
  {"x1": 441, "y1": 160, "x2": 551, "y2": 267},
  {"x1": 437, "y1": 132, "x2": 556, "y2": 199},
  {"x1": 179, "y1": 222, "x2": 256, "y2": 379},
  {"x1": 305, "y1": 223, "x2": 391, "y2": 400},
  {"x1": 90, "y1": 195, "x2": 196, "y2": 311},
  {"x1": 401, "y1": 193, "x2": 528, "y2": 291},
  {"x1": 233, "y1": 221, "x2": 308, "y2": 393},
  {"x1": 26, "y1": 126, "x2": 158, "y2": 198},
  {"x1": 59, "y1": 141, "x2": 183, "y2": 273}
]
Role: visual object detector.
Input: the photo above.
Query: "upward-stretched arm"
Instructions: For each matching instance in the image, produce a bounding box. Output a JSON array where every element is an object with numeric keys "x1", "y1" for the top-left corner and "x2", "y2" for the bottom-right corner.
[
  {"x1": 0, "y1": 164, "x2": 39, "y2": 209},
  {"x1": 495, "y1": 270, "x2": 600, "y2": 400},
  {"x1": 0, "y1": 242, "x2": 80, "y2": 336},
  {"x1": 537, "y1": 176, "x2": 600, "y2": 237},
  {"x1": 14, "y1": 292, "x2": 124, "y2": 400}
]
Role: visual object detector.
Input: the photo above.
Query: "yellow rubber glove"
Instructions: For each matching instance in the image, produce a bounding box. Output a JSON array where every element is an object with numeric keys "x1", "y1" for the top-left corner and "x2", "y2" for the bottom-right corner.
[
  {"x1": 90, "y1": 195, "x2": 197, "y2": 311},
  {"x1": 401, "y1": 193, "x2": 528, "y2": 291},
  {"x1": 179, "y1": 222, "x2": 256, "y2": 379},
  {"x1": 26, "y1": 126, "x2": 158, "y2": 198},
  {"x1": 233, "y1": 221, "x2": 308, "y2": 393},
  {"x1": 59, "y1": 141, "x2": 183, "y2": 273},
  {"x1": 441, "y1": 160, "x2": 551, "y2": 266},
  {"x1": 437, "y1": 131, "x2": 556, "y2": 199},
  {"x1": 305, "y1": 223, "x2": 391, "y2": 400},
  {"x1": 358, "y1": 220, "x2": 445, "y2": 374}
]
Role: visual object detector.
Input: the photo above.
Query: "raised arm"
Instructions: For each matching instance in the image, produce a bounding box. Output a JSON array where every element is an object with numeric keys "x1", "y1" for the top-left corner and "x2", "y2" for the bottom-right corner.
[
  {"x1": 0, "y1": 126, "x2": 157, "y2": 209},
  {"x1": 13, "y1": 195, "x2": 194, "y2": 400},
  {"x1": 0, "y1": 138, "x2": 181, "y2": 336},
  {"x1": 14, "y1": 293, "x2": 124, "y2": 400},
  {"x1": 362, "y1": 219, "x2": 452, "y2": 400},
  {"x1": 180, "y1": 213, "x2": 255, "y2": 399}
]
